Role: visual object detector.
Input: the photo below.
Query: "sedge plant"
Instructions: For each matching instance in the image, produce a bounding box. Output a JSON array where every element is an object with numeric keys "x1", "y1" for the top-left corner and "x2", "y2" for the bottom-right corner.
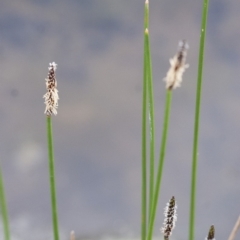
[
  {"x1": 143, "y1": 0, "x2": 156, "y2": 225},
  {"x1": 43, "y1": 62, "x2": 60, "y2": 240},
  {"x1": 142, "y1": 1, "x2": 156, "y2": 239},
  {"x1": 142, "y1": 3, "x2": 189, "y2": 240},
  {"x1": 146, "y1": 40, "x2": 189, "y2": 240}
]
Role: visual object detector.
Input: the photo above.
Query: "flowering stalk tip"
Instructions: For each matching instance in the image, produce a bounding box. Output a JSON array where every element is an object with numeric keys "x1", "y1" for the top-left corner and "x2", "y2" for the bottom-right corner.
[
  {"x1": 161, "y1": 196, "x2": 177, "y2": 240},
  {"x1": 206, "y1": 225, "x2": 215, "y2": 240},
  {"x1": 43, "y1": 62, "x2": 59, "y2": 116},
  {"x1": 164, "y1": 40, "x2": 189, "y2": 90}
]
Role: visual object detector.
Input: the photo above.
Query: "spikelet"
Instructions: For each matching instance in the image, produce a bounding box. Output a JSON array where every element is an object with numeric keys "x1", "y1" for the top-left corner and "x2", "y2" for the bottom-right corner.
[
  {"x1": 164, "y1": 40, "x2": 189, "y2": 90},
  {"x1": 161, "y1": 196, "x2": 177, "y2": 240},
  {"x1": 43, "y1": 62, "x2": 59, "y2": 116},
  {"x1": 206, "y1": 225, "x2": 215, "y2": 240}
]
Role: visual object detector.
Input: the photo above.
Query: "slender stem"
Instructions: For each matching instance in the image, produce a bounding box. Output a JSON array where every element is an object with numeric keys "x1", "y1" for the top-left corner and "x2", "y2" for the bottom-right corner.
[
  {"x1": 144, "y1": 1, "x2": 155, "y2": 223},
  {"x1": 189, "y1": 1, "x2": 209, "y2": 240},
  {"x1": 47, "y1": 116, "x2": 60, "y2": 240},
  {"x1": 141, "y1": 2, "x2": 149, "y2": 240},
  {"x1": 142, "y1": 35, "x2": 148, "y2": 240},
  {"x1": 146, "y1": 31, "x2": 155, "y2": 221},
  {"x1": 147, "y1": 90, "x2": 172, "y2": 240},
  {"x1": 0, "y1": 165, "x2": 10, "y2": 240}
]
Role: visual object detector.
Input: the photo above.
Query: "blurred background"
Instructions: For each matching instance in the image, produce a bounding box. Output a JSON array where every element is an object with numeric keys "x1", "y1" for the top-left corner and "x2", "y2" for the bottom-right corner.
[{"x1": 0, "y1": 0, "x2": 240, "y2": 239}]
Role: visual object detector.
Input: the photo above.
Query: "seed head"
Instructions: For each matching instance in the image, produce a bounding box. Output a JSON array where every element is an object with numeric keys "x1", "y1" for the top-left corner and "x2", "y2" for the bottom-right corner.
[
  {"x1": 206, "y1": 225, "x2": 215, "y2": 240},
  {"x1": 43, "y1": 62, "x2": 59, "y2": 116},
  {"x1": 163, "y1": 40, "x2": 189, "y2": 90},
  {"x1": 161, "y1": 196, "x2": 177, "y2": 240}
]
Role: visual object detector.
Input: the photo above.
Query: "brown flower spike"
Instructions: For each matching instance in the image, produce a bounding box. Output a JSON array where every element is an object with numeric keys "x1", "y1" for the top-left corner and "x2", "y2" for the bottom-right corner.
[
  {"x1": 206, "y1": 225, "x2": 215, "y2": 240},
  {"x1": 43, "y1": 62, "x2": 59, "y2": 116},
  {"x1": 161, "y1": 196, "x2": 177, "y2": 240}
]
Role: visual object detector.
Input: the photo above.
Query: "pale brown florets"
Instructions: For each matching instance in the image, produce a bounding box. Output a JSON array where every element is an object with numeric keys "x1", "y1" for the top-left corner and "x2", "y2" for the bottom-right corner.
[
  {"x1": 164, "y1": 40, "x2": 189, "y2": 90},
  {"x1": 43, "y1": 62, "x2": 59, "y2": 116}
]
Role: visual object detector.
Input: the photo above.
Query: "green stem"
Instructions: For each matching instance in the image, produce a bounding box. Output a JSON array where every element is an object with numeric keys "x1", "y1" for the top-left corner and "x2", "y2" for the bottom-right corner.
[
  {"x1": 189, "y1": 1, "x2": 209, "y2": 240},
  {"x1": 141, "y1": 2, "x2": 149, "y2": 240},
  {"x1": 147, "y1": 90, "x2": 172, "y2": 240},
  {"x1": 145, "y1": 30, "x2": 155, "y2": 221},
  {"x1": 47, "y1": 116, "x2": 60, "y2": 240},
  {"x1": 0, "y1": 165, "x2": 10, "y2": 240}
]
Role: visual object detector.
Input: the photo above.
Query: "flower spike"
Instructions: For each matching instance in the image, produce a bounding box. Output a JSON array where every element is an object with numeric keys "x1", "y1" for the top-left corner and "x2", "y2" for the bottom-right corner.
[
  {"x1": 161, "y1": 196, "x2": 177, "y2": 240},
  {"x1": 164, "y1": 40, "x2": 189, "y2": 90},
  {"x1": 206, "y1": 225, "x2": 215, "y2": 240},
  {"x1": 43, "y1": 62, "x2": 59, "y2": 116}
]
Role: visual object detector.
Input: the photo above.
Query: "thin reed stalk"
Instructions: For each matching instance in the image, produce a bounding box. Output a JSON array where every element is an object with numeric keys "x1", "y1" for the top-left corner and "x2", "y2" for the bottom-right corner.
[
  {"x1": 189, "y1": 1, "x2": 209, "y2": 240},
  {"x1": 0, "y1": 165, "x2": 11, "y2": 240},
  {"x1": 147, "y1": 90, "x2": 172, "y2": 240},
  {"x1": 144, "y1": 2, "x2": 155, "y2": 222},
  {"x1": 47, "y1": 117, "x2": 60, "y2": 240},
  {"x1": 141, "y1": 2, "x2": 149, "y2": 240}
]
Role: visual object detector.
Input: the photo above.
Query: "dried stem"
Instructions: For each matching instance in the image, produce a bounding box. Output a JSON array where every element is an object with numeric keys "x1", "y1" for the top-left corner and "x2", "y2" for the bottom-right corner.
[{"x1": 228, "y1": 216, "x2": 240, "y2": 240}]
